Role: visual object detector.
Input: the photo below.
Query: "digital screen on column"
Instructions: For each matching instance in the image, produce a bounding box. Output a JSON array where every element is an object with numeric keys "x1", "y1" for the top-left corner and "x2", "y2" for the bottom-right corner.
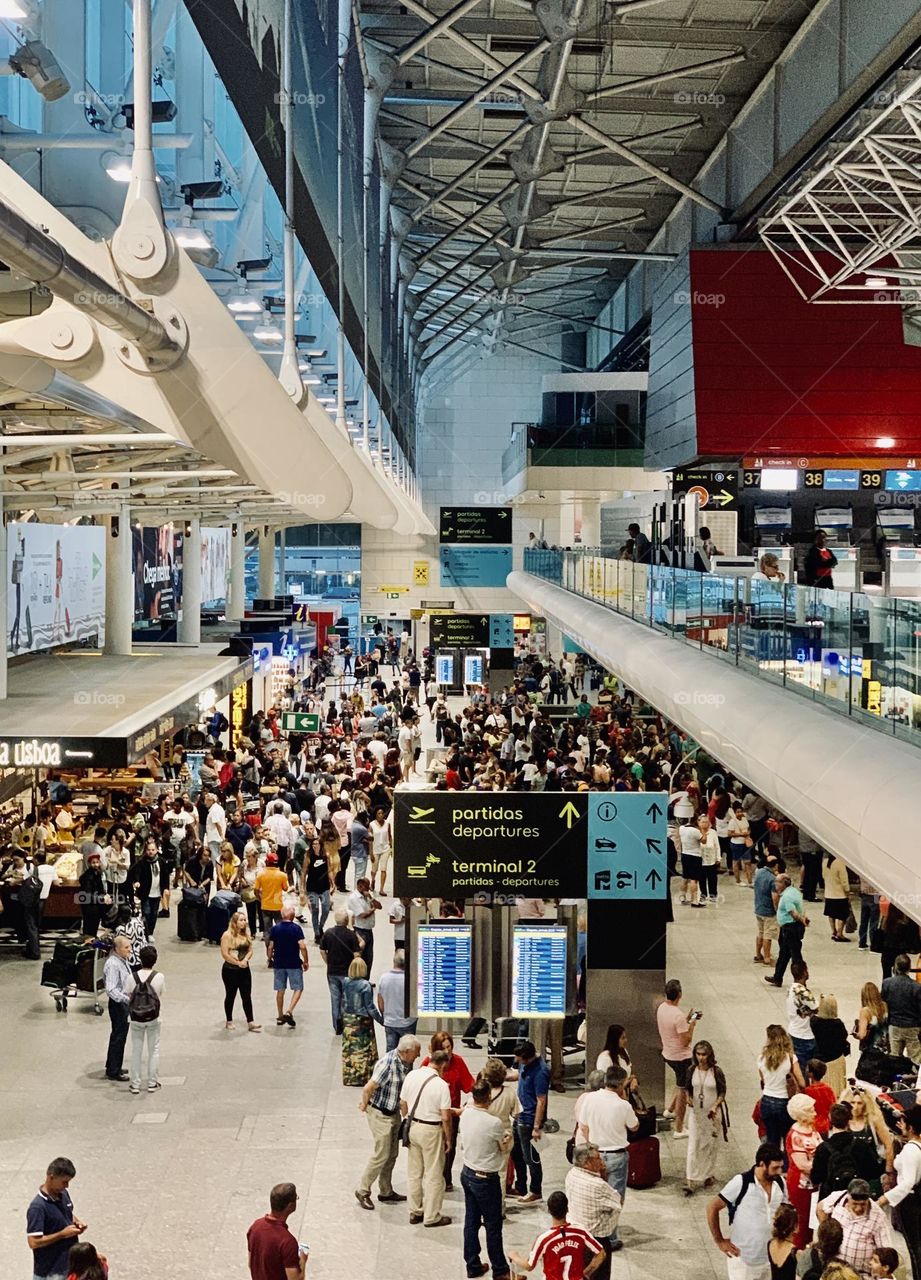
[
  {"x1": 512, "y1": 925, "x2": 567, "y2": 1017},
  {"x1": 417, "y1": 924, "x2": 472, "y2": 1018}
]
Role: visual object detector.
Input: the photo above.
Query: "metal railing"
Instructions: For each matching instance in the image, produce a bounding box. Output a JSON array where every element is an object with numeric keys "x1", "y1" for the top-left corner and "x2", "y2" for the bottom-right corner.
[{"x1": 522, "y1": 548, "x2": 921, "y2": 746}]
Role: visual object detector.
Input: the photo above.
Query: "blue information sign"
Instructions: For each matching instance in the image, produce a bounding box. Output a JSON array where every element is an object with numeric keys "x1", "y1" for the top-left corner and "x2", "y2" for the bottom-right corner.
[
  {"x1": 885, "y1": 470, "x2": 921, "y2": 492},
  {"x1": 416, "y1": 924, "x2": 472, "y2": 1017},
  {"x1": 587, "y1": 792, "x2": 668, "y2": 900},
  {"x1": 440, "y1": 546, "x2": 513, "y2": 587},
  {"x1": 512, "y1": 925, "x2": 567, "y2": 1016},
  {"x1": 489, "y1": 614, "x2": 514, "y2": 648}
]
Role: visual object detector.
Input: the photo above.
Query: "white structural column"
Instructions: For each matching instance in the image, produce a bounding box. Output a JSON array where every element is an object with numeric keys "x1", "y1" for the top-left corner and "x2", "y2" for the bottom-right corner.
[
  {"x1": 226, "y1": 521, "x2": 246, "y2": 622},
  {"x1": 578, "y1": 499, "x2": 601, "y2": 546},
  {"x1": 258, "y1": 527, "x2": 276, "y2": 600},
  {"x1": 103, "y1": 505, "x2": 133, "y2": 657},
  {"x1": 178, "y1": 518, "x2": 201, "y2": 645},
  {"x1": 0, "y1": 505, "x2": 8, "y2": 699}
]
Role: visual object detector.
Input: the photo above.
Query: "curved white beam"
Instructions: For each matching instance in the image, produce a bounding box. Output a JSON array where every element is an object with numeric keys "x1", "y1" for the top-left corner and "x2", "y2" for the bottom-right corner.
[{"x1": 508, "y1": 570, "x2": 921, "y2": 920}]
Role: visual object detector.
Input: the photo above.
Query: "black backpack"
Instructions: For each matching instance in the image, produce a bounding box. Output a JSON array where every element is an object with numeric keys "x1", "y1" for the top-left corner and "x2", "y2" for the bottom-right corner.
[
  {"x1": 16, "y1": 870, "x2": 42, "y2": 909},
  {"x1": 825, "y1": 1139, "x2": 859, "y2": 1192},
  {"x1": 128, "y1": 970, "x2": 161, "y2": 1023},
  {"x1": 727, "y1": 1168, "x2": 784, "y2": 1224}
]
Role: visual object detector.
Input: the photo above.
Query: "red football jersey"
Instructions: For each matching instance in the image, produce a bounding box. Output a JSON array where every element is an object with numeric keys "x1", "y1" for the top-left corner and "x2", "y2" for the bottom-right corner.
[{"x1": 527, "y1": 1223, "x2": 603, "y2": 1280}]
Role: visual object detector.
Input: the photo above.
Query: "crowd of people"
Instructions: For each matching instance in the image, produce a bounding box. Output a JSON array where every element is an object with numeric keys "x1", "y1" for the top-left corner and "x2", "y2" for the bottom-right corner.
[{"x1": 7, "y1": 633, "x2": 921, "y2": 1280}]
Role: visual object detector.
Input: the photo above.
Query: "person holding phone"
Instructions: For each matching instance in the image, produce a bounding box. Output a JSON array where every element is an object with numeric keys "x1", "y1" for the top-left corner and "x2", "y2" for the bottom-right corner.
[{"x1": 246, "y1": 1182, "x2": 306, "y2": 1280}]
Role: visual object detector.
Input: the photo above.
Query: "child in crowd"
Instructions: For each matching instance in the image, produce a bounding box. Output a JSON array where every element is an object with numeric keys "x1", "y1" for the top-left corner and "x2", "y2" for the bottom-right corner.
[
  {"x1": 804, "y1": 1059, "x2": 837, "y2": 1134},
  {"x1": 870, "y1": 1248, "x2": 899, "y2": 1279}
]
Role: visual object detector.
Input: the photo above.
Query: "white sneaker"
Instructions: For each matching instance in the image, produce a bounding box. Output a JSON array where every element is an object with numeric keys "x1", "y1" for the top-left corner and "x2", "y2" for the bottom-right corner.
[
  {"x1": 672, "y1": 1129, "x2": 689, "y2": 1140},
  {"x1": 662, "y1": 1109, "x2": 674, "y2": 1120}
]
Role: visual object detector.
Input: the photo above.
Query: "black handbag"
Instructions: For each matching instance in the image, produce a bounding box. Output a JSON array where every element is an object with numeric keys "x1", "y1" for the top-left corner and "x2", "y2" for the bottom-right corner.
[{"x1": 399, "y1": 1073, "x2": 435, "y2": 1148}]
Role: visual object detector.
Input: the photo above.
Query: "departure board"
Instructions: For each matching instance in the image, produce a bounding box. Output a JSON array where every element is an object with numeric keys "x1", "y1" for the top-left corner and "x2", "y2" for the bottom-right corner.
[
  {"x1": 417, "y1": 924, "x2": 472, "y2": 1017},
  {"x1": 512, "y1": 925, "x2": 567, "y2": 1017}
]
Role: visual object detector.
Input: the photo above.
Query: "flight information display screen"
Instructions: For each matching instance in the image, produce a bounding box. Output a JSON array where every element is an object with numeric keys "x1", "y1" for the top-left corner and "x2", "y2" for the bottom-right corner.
[
  {"x1": 417, "y1": 924, "x2": 472, "y2": 1018},
  {"x1": 512, "y1": 925, "x2": 567, "y2": 1017}
]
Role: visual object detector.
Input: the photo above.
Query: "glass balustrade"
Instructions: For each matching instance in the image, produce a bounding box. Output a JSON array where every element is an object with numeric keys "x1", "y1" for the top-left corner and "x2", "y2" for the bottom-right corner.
[{"x1": 522, "y1": 548, "x2": 921, "y2": 743}]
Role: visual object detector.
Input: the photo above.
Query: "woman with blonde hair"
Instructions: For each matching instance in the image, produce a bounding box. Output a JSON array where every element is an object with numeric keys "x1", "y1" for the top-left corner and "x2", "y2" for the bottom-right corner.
[
  {"x1": 341, "y1": 955, "x2": 382, "y2": 1086},
  {"x1": 215, "y1": 840, "x2": 240, "y2": 892},
  {"x1": 840, "y1": 1084, "x2": 893, "y2": 1192},
  {"x1": 758, "y1": 1024, "x2": 804, "y2": 1153},
  {"x1": 219, "y1": 908, "x2": 261, "y2": 1031},
  {"x1": 786, "y1": 1093, "x2": 820, "y2": 1247},
  {"x1": 853, "y1": 982, "x2": 889, "y2": 1052},
  {"x1": 810, "y1": 994, "x2": 849, "y2": 1098}
]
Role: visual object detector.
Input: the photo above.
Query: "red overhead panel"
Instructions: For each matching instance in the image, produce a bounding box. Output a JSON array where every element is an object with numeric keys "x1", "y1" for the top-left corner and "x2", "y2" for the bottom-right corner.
[{"x1": 689, "y1": 249, "x2": 921, "y2": 458}]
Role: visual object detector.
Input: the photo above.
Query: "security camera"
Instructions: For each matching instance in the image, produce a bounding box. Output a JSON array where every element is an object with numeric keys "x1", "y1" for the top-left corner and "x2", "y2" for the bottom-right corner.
[{"x1": 8, "y1": 40, "x2": 70, "y2": 102}]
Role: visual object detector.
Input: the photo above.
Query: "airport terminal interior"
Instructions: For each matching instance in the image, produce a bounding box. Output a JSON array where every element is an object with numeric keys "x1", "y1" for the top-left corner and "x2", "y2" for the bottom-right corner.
[{"x1": 5, "y1": 2, "x2": 921, "y2": 1280}]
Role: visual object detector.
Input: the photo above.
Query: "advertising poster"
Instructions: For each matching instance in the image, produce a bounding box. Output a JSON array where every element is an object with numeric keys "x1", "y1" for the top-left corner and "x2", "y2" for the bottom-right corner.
[
  {"x1": 8, "y1": 522, "x2": 106, "y2": 653},
  {"x1": 133, "y1": 524, "x2": 183, "y2": 621},
  {"x1": 201, "y1": 527, "x2": 230, "y2": 607}
]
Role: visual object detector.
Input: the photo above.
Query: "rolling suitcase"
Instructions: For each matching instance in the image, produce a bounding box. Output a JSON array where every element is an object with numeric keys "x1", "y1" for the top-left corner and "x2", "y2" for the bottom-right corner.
[
  {"x1": 206, "y1": 897, "x2": 234, "y2": 945},
  {"x1": 177, "y1": 900, "x2": 205, "y2": 942},
  {"x1": 627, "y1": 1136, "x2": 661, "y2": 1189}
]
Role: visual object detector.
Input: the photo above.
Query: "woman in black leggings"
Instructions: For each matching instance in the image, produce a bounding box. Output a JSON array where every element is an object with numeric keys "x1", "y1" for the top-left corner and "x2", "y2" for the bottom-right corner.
[{"x1": 219, "y1": 909, "x2": 261, "y2": 1032}]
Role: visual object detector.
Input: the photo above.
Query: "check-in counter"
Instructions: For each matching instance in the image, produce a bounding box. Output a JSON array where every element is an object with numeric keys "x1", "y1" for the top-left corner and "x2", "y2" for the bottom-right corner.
[
  {"x1": 885, "y1": 546, "x2": 921, "y2": 598},
  {"x1": 830, "y1": 546, "x2": 860, "y2": 593}
]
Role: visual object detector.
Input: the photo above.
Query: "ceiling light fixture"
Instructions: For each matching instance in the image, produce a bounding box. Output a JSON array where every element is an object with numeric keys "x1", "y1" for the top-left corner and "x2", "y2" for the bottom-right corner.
[
  {"x1": 0, "y1": 1, "x2": 26, "y2": 17},
  {"x1": 172, "y1": 226, "x2": 211, "y2": 250},
  {"x1": 865, "y1": 275, "x2": 890, "y2": 288},
  {"x1": 103, "y1": 154, "x2": 133, "y2": 182},
  {"x1": 227, "y1": 295, "x2": 262, "y2": 314},
  {"x1": 252, "y1": 324, "x2": 283, "y2": 343},
  {"x1": 875, "y1": 436, "x2": 896, "y2": 448}
]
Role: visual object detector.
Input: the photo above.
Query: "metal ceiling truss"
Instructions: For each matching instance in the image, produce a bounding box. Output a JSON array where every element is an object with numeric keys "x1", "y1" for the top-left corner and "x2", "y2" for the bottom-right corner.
[
  {"x1": 358, "y1": 0, "x2": 818, "y2": 376},
  {"x1": 759, "y1": 64, "x2": 921, "y2": 303}
]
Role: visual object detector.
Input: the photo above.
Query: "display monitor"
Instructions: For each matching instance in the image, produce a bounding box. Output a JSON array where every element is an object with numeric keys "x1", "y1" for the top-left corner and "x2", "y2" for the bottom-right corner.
[
  {"x1": 464, "y1": 652, "x2": 485, "y2": 685},
  {"x1": 878, "y1": 509, "x2": 915, "y2": 540},
  {"x1": 416, "y1": 923, "x2": 472, "y2": 1018},
  {"x1": 885, "y1": 470, "x2": 921, "y2": 492},
  {"x1": 435, "y1": 652, "x2": 455, "y2": 685},
  {"x1": 823, "y1": 469, "x2": 860, "y2": 491},
  {"x1": 511, "y1": 924, "x2": 568, "y2": 1018}
]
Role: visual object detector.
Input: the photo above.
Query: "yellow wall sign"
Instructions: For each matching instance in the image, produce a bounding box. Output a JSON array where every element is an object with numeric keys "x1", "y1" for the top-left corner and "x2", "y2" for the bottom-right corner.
[
  {"x1": 378, "y1": 585, "x2": 409, "y2": 594},
  {"x1": 513, "y1": 614, "x2": 531, "y2": 631},
  {"x1": 413, "y1": 560, "x2": 430, "y2": 586}
]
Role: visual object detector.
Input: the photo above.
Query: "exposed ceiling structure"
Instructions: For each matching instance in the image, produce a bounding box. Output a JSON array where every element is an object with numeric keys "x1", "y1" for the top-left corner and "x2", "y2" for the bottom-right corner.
[
  {"x1": 361, "y1": 0, "x2": 819, "y2": 377},
  {"x1": 759, "y1": 58, "x2": 921, "y2": 305}
]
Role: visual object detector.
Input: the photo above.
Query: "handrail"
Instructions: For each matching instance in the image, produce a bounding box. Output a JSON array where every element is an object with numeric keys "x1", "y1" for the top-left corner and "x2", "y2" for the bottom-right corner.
[{"x1": 522, "y1": 547, "x2": 921, "y2": 747}]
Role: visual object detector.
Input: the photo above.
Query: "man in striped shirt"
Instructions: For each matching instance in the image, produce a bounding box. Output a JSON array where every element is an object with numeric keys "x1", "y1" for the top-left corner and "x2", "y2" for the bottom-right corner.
[{"x1": 509, "y1": 1191, "x2": 605, "y2": 1280}]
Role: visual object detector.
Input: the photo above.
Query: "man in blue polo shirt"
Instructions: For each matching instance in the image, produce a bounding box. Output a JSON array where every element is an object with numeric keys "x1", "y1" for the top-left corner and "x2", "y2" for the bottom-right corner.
[
  {"x1": 26, "y1": 1156, "x2": 85, "y2": 1280},
  {"x1": 511, "y1": 1040, "x2": 550, "y2": 1205},
  {"x1": 766, "y1": 875, "x2": 809, "y2": 987}
]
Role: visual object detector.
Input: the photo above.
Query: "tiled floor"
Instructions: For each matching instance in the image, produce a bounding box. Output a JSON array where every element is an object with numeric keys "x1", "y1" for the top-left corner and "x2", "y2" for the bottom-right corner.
[
  {"x1": 0, "y1": 855, "x2": 902, "y2": 1279},
  {"x1": 0, "y1": 688, "x2": 906, "y2": 1278}
]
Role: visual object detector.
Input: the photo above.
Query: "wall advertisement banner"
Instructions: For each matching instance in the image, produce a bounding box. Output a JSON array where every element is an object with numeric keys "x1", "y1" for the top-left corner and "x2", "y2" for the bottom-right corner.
[
  {"x1": 201, "y1": 527, "x2": 230, "y2": 607},
  {"x1": 133, "y1": 525, "x2": 183, "y2": 622},
  {"x1": 8, "y1": 522, "x2": 106, "y2": 654}
]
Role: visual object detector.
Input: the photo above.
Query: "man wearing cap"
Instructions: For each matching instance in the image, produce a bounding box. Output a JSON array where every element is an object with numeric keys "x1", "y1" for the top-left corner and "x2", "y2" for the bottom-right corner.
[
  {"x1": 816, "y1": 1179, "x2": 892, "y2": 1278},
  {"x1": 255, "y1": 853, "x2": 289, "y2": 953}
]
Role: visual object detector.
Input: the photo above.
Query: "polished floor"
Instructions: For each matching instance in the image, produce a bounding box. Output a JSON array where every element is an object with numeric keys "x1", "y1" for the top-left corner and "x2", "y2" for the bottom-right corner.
[{"x1": 0, "y1": 695, "x2": 908, "y2": 1278}]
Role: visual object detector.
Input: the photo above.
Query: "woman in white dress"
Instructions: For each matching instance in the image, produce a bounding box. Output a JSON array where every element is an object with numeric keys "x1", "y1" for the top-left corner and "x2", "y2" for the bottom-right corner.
[{"x1": 685, "y1": 1040, "x2": 727, "y2": 1195}]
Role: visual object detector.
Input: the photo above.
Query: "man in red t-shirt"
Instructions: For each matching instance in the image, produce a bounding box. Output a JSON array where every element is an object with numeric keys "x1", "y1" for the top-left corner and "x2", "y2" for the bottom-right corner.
[
  {"x1": 246, "y1": 1183, "x2": 305, "y2": 1280},
  {"x1": 510, "y1": 1191, "x2": 605, "y2": 1280}
]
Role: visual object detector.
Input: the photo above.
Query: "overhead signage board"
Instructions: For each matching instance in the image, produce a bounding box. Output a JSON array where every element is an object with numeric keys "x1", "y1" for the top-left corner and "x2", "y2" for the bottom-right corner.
[
  {"x1": 587, "y1": 794, "x2": 667, "y2": 900},
  {"x1": 430, "y1": 614, "x2": 490, "y2": 647},
  {"x1": 440, "y1": 506, "x2": 512, "y2": 544},
  {"x1": 489, "y1": 614, "x2": 515, "y2": 648},
  {"x1": 394, "y1": 792, "x2": 631, "y2": 898},
  {"x1": 281, "y1": 711, "x2": 322, "y2": 733},
  {"x1": 671, "y1": 468, "x2": 738, "y2": 510},
  {"x1": 440, "y1": 545, "x2": 513, "y2": 588}
]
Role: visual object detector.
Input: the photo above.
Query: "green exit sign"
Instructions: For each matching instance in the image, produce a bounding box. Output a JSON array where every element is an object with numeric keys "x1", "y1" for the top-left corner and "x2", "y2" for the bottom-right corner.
[{"x1": 281, "y1": 712, "x2": 322, "y2": 734}]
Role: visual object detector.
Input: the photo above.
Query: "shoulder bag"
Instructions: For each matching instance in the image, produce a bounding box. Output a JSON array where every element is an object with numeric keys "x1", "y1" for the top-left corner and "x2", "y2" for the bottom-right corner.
[{"x1": 399, "y1": 1072, "x2": 437, "y2": 1148}]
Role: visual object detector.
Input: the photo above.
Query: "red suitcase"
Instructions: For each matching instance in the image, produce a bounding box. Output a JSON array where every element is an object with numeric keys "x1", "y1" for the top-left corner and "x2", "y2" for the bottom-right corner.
[{"x1": 626, "y1": 1136, "x2": 661, "y2": 1189}]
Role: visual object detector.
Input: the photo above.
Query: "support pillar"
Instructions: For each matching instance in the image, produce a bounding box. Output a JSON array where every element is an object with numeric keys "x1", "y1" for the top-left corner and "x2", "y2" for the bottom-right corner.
[
  {"x1": 103, "y1": 504, "x2": 132, "y2": 656},
  {"x1": 227, "y1": 521, "x2": 246, "y2": 623},
  {"x1": 258, "y1": 527, "x2": 276, "y2": 600},
  {"x1": 178, "y1": 517, "x2": 201, "y2": 645},
  {"x1": 0, "y1": 507, "x2": 8, "y2": 699},
  {"x1": 578, "y1": 499, "x2": 601, "y2": 547}
]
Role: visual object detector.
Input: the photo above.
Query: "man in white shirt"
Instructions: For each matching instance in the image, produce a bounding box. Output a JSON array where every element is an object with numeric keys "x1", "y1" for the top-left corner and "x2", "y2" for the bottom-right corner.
[
  {"x1": 578, "y1": 1067, "x2": 638, "y2": 1250},
  {"x1": 265, "y1": 802, "x2": 296, "y2": 877},
  {"x1": 203, "y1": 793, "x2": 226, "y2": 866},
  {"x1": 400, "y1": 1050, "x2": 453, "y2": 1228},
  {"x1": 459, "y1": 1078, "x2": 514, "y2": 1279},
  {"x1": 398, "y1": 716, "x2": 421, "y2": 782},
  {"x1": 707, "y1": 1144, "x2": 786, "y2": 1280},
  {"x1": 348, "y1": 878, "x2": 382, "y2": 974}
]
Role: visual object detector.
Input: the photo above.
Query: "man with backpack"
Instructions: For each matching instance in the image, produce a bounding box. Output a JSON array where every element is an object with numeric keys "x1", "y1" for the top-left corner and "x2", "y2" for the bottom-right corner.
[
  {"x1": 706, "y1": 1142, "x2": 786, "y2": 1280},
  {"x1": 125, "y1": 944, "x2": 164, "y2": 1094},
  {"x1": 810, "y1": 1104, "x2": 882, "y2": 1201}
]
